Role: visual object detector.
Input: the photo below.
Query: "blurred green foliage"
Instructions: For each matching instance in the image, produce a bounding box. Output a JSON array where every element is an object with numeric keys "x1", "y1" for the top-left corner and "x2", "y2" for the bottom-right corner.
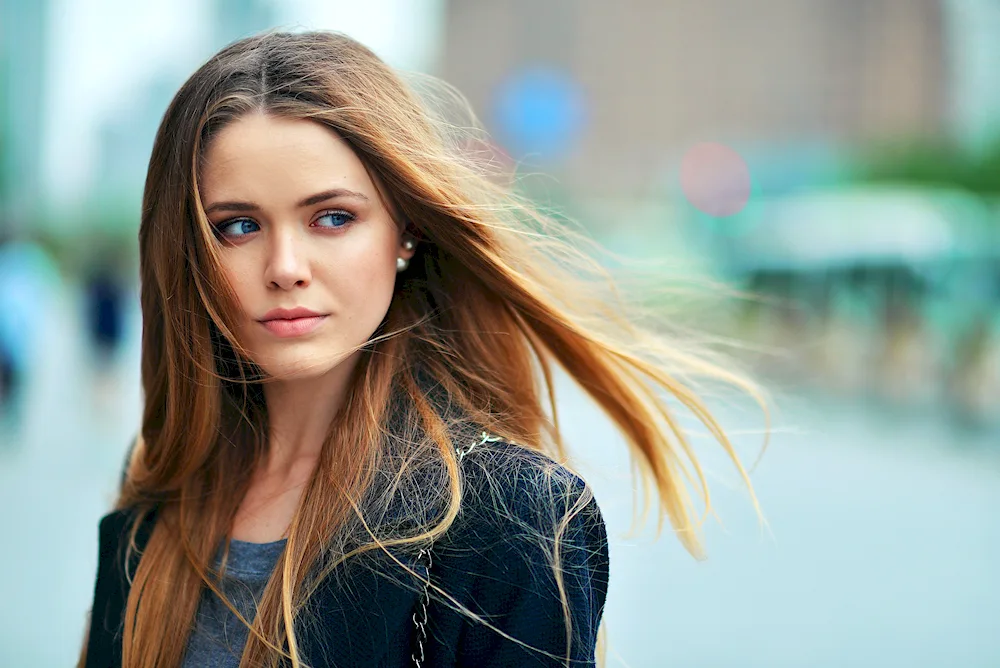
[
  {"x1": 30, "y1": 203, "x2": 139, "y2": 282},
  {"x1": 855, "y1": 138, "x2": 1000, "y2": 197}
]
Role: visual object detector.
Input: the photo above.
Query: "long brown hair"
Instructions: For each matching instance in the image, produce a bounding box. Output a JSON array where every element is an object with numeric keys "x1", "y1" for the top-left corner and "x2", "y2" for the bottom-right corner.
[{"x1": 80, "y1": 29, "x2": 766, "y2": 668}]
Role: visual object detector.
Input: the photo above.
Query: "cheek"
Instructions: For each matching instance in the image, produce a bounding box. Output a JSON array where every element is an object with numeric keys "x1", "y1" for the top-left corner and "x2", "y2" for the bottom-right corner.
[
  {"x1": 218, "y1": 260, "x2": 259, "y2": 324},
  {"x1": 331, "y1": 249, "x2": 397, "y2": 314}
]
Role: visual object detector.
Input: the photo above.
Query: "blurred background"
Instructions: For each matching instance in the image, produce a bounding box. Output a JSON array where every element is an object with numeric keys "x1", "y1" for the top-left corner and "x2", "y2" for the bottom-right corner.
[{"x1": 2, "y1": 0, "x2": 999, "y2": 666}]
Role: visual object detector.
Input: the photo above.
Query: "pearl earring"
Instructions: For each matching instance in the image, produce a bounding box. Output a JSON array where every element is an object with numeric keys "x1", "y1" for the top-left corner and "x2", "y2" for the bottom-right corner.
[{"x1": 397, "y1": 237, "x2": 416, "y2": 272}]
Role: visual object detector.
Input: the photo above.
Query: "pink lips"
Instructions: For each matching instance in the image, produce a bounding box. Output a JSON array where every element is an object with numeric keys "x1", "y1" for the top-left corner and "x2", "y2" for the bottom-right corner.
[
  {"x1": 258, "y1": 307, "x2": 328, "y2": 338},
  {"x1": 260, "y1": 315, "x2": 327, "y2": 338}
]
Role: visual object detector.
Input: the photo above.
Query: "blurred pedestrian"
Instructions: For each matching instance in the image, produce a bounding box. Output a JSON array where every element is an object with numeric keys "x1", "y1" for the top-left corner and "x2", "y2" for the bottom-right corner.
[
  {"x1": 83, "y1": 260, "x2": 127, "y2": 369},
  {"x1": 0, "y1": 235, "x2": 59, "y2": 436}
]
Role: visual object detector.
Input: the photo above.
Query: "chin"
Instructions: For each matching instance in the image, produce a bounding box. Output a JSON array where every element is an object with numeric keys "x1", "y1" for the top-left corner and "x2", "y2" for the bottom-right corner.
[
  {"x1": 262, "y1": 362, "x2": 334, "y2": 382},
  {"x1": 251, "y1": 345, "x2": 355, "y2": 382}
]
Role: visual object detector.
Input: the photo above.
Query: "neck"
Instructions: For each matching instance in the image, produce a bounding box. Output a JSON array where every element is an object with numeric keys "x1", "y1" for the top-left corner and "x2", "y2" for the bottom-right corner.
[{"x1": 261, "y1": 351, "x2": 361, "y2": 476}]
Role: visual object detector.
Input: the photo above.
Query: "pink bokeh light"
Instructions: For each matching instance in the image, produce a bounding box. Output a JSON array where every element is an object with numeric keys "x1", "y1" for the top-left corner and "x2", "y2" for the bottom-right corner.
[{"x1": 680, "y1": 142, "x2": 752, "y2": 217}]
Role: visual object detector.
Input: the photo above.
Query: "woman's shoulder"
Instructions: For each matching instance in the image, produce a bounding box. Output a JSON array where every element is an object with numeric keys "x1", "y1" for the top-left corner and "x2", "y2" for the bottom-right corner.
[
  {"x1": 430, "y1": 436, "x2": 611, "y2": 665},
  {"x1": 96, "y1": 504, "x2": 159, "y2": 559},
  {"x1": 459, "y1": 436, "x2": 593, "y2": 500},
  {"x1": 451, "y1": 435, "x2": 607, "y2": 549}
]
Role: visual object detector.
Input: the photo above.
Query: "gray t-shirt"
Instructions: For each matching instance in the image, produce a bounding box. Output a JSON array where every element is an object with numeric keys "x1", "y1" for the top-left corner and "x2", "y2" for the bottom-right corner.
[{"x1": 181, "y1": 537, "x2": 287, "y2": 668}]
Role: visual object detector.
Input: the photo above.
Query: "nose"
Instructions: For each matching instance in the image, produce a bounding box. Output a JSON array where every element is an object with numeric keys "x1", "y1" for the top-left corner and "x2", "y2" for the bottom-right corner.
[{"x1": 263, "y1": 228, "x2": 312, "y2": 290}]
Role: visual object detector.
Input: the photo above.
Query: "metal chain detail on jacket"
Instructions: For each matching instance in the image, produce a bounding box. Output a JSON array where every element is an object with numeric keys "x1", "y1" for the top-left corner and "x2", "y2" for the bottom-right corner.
[{"x1": 410, "y1": 431, "x2": 506, "y2": 667}]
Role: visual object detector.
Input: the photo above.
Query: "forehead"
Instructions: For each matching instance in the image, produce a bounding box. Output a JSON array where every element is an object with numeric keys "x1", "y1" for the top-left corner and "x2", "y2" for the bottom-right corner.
[{"x1": 199, "y1": 113, "x2": 377, "y2": 203}]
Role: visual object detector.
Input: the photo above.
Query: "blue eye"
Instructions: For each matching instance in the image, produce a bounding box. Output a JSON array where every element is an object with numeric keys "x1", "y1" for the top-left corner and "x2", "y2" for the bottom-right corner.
[
  {"x1": 216, "y1": 219, "x2": 260, "y2": 238},
  {"x1": 314, "y1": 211, "x2": 355, "y2": 229}
]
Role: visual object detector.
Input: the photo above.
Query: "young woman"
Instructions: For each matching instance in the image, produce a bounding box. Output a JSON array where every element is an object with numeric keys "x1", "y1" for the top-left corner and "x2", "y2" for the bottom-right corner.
[{"x1": 79, "y1": 30, "x2": 763, "y2": 668}]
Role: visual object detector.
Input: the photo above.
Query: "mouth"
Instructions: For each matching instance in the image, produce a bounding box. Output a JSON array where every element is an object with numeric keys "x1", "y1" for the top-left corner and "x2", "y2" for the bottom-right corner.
[{"x1": 258, "y1": 315, "x2": 328, "y2": 338}]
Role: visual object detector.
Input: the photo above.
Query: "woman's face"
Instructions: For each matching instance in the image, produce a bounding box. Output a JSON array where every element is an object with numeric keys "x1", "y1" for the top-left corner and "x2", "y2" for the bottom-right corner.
[{"x1": 199, "y1": 113, "x2": 415, "y2": 380}]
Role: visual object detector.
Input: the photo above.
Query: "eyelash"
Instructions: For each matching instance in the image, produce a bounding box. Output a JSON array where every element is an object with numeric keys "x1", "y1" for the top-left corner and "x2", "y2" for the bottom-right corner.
[{"x1": 213, "y1": 209, "x2": 357, "y2": 240}]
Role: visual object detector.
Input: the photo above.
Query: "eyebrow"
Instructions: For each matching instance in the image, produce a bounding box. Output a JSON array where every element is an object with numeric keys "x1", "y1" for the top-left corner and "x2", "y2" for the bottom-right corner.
[{"x1": 203, "y1": 188, "x2": 370, "y2": 215}]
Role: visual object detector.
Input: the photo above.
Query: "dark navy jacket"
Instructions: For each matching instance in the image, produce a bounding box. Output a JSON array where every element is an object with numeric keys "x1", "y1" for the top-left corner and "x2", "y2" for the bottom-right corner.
[{"x1": 82, "y1": 440, "x2": 611, "y2": 667}]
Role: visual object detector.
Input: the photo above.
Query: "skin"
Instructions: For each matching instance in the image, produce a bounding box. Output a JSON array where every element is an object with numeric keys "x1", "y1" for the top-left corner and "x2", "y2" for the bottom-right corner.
[{"x1": 199, "y1": 112, "x2": 416, "y2": 542}]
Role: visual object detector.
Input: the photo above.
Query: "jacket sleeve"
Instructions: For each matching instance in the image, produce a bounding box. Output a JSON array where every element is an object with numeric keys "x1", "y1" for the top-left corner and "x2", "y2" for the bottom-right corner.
[
  {"x1": 83, "y1": 506, "x2": 155, "y2": 668},
  {"x1": 83, "y1": 511, "x2": 130, "y2": 668},
  {"x1": 450, "y1": 454, "x2": 611, "y2": 667}
]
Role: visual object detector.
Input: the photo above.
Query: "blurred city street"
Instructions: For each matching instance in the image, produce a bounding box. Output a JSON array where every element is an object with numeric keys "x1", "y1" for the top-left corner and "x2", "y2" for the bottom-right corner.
[
  {"x1": 4, "y1": 1, "x2": 1000, "y2": 666},
  {"x1": 1, "y1": 284, "x2": 997, "y2": 667}
]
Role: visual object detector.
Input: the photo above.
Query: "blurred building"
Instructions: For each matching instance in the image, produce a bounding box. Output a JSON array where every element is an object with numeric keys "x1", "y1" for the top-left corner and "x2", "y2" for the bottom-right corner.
[
  {"x1": 943, "y1": 0, "x2": 1000, "y2": 153},
  {"x1": 212, "y1": 0, "x2": 277, "y2": 47},
  {"x1": 441, "y1": 0, "x2": 947, "y2": 197},
  {"x1": 0, "y1": 0, "x2": 49, "y2": 232},
  {"x1": 90, "y1": 0, "x2": 278, "y2": 212}
]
